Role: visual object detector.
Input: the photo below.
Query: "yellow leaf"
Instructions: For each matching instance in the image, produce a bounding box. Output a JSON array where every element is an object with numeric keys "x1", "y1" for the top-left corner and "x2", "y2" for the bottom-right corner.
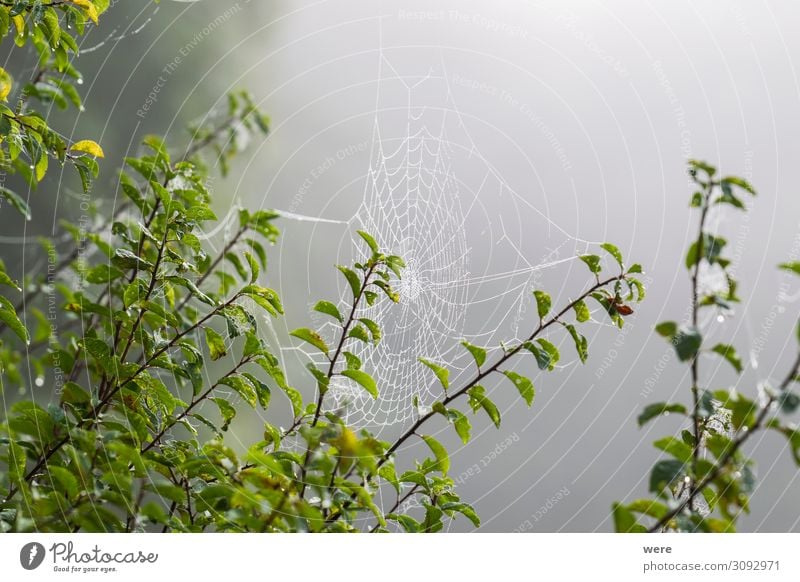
[
  {"x1": 0, "y1": 67, "x2": 11, "y2": 102},
  {"x1": 12, "y1": 14, "x2": 24, "y2": 36},
  {"x1": 70, "y1": 139, "x2": 104, "y2": 158},
  {"x1": 68, "y1": 0, "x2": 99, "y2": 24},
  {"x1": 35, "y1": 153, "x2": 48, "y2": 182}
]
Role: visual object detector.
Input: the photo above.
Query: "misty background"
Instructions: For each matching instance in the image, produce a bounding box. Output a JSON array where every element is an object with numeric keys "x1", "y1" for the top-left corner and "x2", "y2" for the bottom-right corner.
[{"x1": 2, "y1": 0, "x2": 800, "y2": 531}]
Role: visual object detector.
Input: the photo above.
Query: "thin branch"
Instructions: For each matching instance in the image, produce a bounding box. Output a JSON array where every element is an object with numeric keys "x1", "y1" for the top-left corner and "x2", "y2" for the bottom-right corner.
[
  {"x1": 299, "y1": 263, "x2": 378, "y2": 498},
  {"x1": 314, "y1": 262, "x2": 377, "y2": 428},
  {"x1": 687, "y1": 180, "x2": 714, "y2": 498}
]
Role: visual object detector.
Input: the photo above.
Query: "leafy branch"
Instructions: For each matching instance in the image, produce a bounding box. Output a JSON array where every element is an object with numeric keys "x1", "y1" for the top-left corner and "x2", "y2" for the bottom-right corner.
[
  {"x1": 323, "y1": 245, "x2": 645, "y2": 530},
  {"x1": 647, "y1": 349, "x2": 800, "y2": 532},
  {"x1": 614, "y1": 161, "x2": 800, "y2": 533}
]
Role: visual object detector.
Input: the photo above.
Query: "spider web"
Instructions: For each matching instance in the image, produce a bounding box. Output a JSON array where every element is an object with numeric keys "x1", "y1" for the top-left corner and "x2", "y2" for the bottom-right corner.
[
  {"x1": 317, "y1": 52, "x2": 595, "y2": 431},
  {"x1": 326, "y1": 112, "x2": 470, "y2": 427}
]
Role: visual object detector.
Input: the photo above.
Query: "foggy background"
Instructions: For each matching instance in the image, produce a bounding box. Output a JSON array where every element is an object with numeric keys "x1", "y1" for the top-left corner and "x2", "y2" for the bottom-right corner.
[{"x1": 3, "y1": 0, "x2": 800, "y2": 531}]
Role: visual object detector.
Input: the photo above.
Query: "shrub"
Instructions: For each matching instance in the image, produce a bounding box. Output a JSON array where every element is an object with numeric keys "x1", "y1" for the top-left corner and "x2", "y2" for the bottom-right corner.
[
  {"x1": 0, "y1": 2, "x2": 644, "y2": 532},
  {"x1": 613, "y1": 161, "x2": 800, "y2": 533}
]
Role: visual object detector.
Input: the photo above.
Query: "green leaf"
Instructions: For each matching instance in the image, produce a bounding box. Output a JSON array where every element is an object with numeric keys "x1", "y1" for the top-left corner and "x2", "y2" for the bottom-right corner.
[
  {"x1": 219, "y1": 375, "x2": 258, "y2": 408},
  {"x1": 48, "y1": 466, "x2": 78, "y2": 500},
  {"x1": 637, "y1": 403, "x2": 687, "y2": 427},
  {"x1": 718, "y1": 179, "x2": 746, "y2": 210},
  {"x1": 244, "y1": 252, "x2": 259, "y2": 283},
  {"x1": 225, "y1": 252, "x2": 248, "y2": 280},
  {"x1": 711, "y1": 343, "x2": 743, "y2": 373},
  {"x1": 654, "y1": 436, "x2": 694, "y2": 464},
  {"x1": 358, "y1": 317, "x2": 381, "y2": 343},
  {"x1": 452, "y1": 410, "x2": 471, "y2": 444},
  {"x1": 378, "y1": 463, "x2": 400, "y2": 493},
  {"x1": 0, "y1": 186, "x2": 31, "y2": 220},
  {"x1": 85, "y1": 264, "x2": 124, "y2": 285},
  {"x1": 565, "y1": 324, "x2": 588, "y2": 364},
  {"x1": 8, "y1": 401, "x2": 55, "y2": 442},
  {"x1": 721, "y1": 176, "x2": 756, "y2": 195},
  {"x1": 461, "y1": 340, "x2": 487, "y2": 369},
  {"x1": 343, "y1": 351, "x2": 361, "y2": 370},
  {"x1": 348, "y1": 324, "x2": 371, "y2": 343},
  {"x1": 579, "y1": 254, "x2": 602, "y2": 274},
  {"x1": 80, "y1": 337, "x2": 115, "y2": 371},
  {"x1": 306, "y1": 363, "x2": 330, "y2": 395},
  {"x1": 241, "y1": 285, "x2": 284, "y2": 316},
  {"x1": 112, "y1": 248, "x2": 154, "y2": 271},
  {"x1": 440, "y1": 502, "x2": 481, "y2": 527},
  {"x1": 61, "y1": 382, "x2": 91, "y2": 406},
  {"x1": 649, "y1": 459, "x2": 685, "y2": 493},
  {"x1": 657, "y1": 323, "x2": 702, "y2": 362},
  {"x1": 533, "y1": 290, "x2": 551, "y2": 318},
  {"x1": 627, "y1": 263, "x2": 643, "y2": 274},
  {"x1": 204, "y1": 327, "x2": 227, "y2": 361},
  {"x1": 573, "y1": 299, "x2": 590, "y2": 323},
  {"x1": 503, "y1": 370, "x2": 535, "y2": 406},
  {"x1": 340, "y1": 369, "x2": 378, "y2": 399},
  {"x1": 685, "y1": 234, "x2": 726, "y2": 269},
  {"x1": 421, "y1": 435, "x2": 450, "y2": 475},
  {"x1": 313, "y1": 300, "x2": 343, "y2": 323},
  {"x1": 768, "y1": 423, "x2": 800, "y2": 465},
  {"x1": 211, "y1": 397, "x2": 236, "y2": 431},
  {"x1": 290, "y1": 327, "x2": 329, "y2": 355},
  {"x1": 778, "y1": 391, "x2": 800, "y2": 414},
  {"x1": 779, "y1": 262, "x2": 800, "y2": 276},
  {"x1": 373, "y1": 279, "x2": 399, "y2": 303},
  {"x1": 186, "y1": 205, "x2": 218, "y2": 222},
  {"x1": 356, "y1": 230, "x2": 380, "y2": 254},
  {"x1": 242, "y1": 373, "x2": 271, "y2": 409},
  {"x1": 689, "y1": 159, "x2": 717, "y2": 177},
  {"x1": 0, "y1": 66, "x2": 12, "y2": 101},
  {"x1": 282, "y1": 385, "x2": 304, "y2": 417},
  {"x1": 612, "y1": 502, "x2": 646, "y2": 533},
  {"x1": 337, "y1": 265, "x2": 361, "y2": 298},
  {"x1": 626, "y1": 499, "x2": 668, "y2": 520},
  {"x1": 729, "y1": 395, "x2": 758, "y2": 430},
  {"x1": 523, "y1": 341, "x2": 551, "y2": 371},
  {"x1": 6, "y1": 440, "x2": 27, "y2": 484},
  {"x1": 535, "y1": 338, "x2": 560, "y2": 370},
  {"x1": 419, "y1": 358, "x2": 450, "y2": 391},
  {"x1": 385, "y1": 255, "x2": 406, "y2": 279},
  {"x1": 0, "y1": 297, "x2": 29, "y2": 344},
  {"x1": 705, "y1": 433, "x2": 735, "y2": 460},
  {"x1": 468, "y1": 385, "x2": 501, "y2": 428},
  {"x1": 674, "y1": 326, "x2": 702, "y2": 362},
  {"x1": 167, "y1": 276, "x2": 215, "y2": 307},
  {"x1": 626, "y1": 277, "x2": 646, "y2": 301},
  {"x1": 655, "y1": 321, "x2": 678, "y2": 338},
  {"x1": 389, "y1": 514, "x2": 422, "y2": 532},
  {"x1": 600, "y1": 243, "x2": 623, "y2": 267}
]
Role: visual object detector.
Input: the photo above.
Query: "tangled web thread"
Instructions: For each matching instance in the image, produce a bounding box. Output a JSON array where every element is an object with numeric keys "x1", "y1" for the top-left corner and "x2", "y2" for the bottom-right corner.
[
  {"x1": 327, "y1": 117, "x2": 470, "y2": 429},
  {"x1": 312, "y1": 62, "x2": 596, "y2": 432}
]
